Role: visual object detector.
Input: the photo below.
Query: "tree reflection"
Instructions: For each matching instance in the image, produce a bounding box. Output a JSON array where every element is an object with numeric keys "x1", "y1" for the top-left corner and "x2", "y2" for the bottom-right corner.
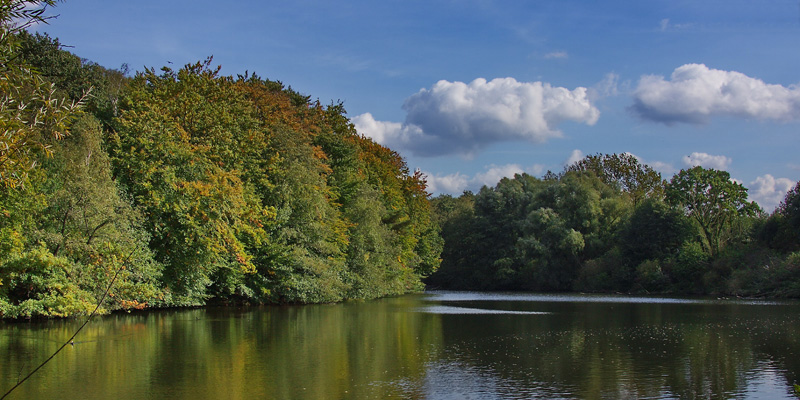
[{"x1": 1, "y1": 296, "x2": 799, "y2": 399}]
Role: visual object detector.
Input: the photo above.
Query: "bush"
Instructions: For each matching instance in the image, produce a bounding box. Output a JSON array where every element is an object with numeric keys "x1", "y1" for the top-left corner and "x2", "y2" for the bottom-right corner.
[
  {"x1": 634, "y1": 259, "x2": 668, "y2": 293},
  {"x1": 0, "y1": 246, "x2": 96, "y2": 318},
  {"x1": 667, "y1": 241, "x2": 709, "y2": 293},
  {"x1": 573, "y1": 248, "x2": 630, "y2": 293}
]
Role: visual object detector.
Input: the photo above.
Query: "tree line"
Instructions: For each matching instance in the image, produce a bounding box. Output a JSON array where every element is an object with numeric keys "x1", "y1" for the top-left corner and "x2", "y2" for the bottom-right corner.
[
  {"x1": 0, "y1": 1, "x2": 441, "y2": 318},
  {"x1": 2, "y1": 1, "x2": 799, "y2": 319},
  {"x1": 427, "y1": 153, "x2": 800, "y2": 297}
]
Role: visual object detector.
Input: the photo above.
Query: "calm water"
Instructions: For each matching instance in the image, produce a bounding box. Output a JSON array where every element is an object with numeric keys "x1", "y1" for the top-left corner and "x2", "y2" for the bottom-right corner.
[{"x1": 1, "y1": 292, "x2": 800, "y2": 399}]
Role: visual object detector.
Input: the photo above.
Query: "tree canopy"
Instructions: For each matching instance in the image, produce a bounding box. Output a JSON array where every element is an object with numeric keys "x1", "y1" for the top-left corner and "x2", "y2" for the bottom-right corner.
[
  {"x1": 0, "y1": 4, "x2": 441, "y2": 317},
  {"x1": 666, "y1": 166, "x2": 759, "y2": 257}
]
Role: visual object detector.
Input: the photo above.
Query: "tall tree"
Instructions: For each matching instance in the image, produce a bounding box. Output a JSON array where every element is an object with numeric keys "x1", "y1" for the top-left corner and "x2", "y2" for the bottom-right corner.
[{"x1": 666, "y1": 166, "x2": 759, "y2": 257}]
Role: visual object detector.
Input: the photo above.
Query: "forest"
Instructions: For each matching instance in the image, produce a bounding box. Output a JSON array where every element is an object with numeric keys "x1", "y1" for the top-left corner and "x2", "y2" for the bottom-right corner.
[
  {"x1": 1, "y1": 1, "x2": 799, "y2": 319},
  {"x1": 0, "y1": 1, "x2": 441, "y2": 318},
  {"x1": 427, "y1": 155, "x2": 800, "y2": 297}
]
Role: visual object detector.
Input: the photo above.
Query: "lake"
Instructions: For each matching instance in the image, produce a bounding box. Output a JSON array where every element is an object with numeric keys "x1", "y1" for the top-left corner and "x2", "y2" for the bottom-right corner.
[{"x1": 1, "y1": 291, "x2": 799, "y2": 399}]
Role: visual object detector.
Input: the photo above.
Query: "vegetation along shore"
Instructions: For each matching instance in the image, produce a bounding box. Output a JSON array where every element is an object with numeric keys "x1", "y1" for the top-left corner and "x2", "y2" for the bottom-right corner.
[{"x1": 1, "y1": 1, "x2": 798, "y2": 319}]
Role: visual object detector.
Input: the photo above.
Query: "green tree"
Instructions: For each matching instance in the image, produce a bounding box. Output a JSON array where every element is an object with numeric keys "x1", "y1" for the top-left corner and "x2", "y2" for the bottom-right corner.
[
  {"x1": 0, "y1": 0, "x2": 84, "y2": 188},
  {"x1": 775, "y1": 181, "x2": 800, "y2": 249},
  {"x1": 430, "y1": 172, "x2": 627, "y2": 291},
  {"x1": 111, "y1": 62, "x2": 268, "y2": 304},
  {"x1": 15, "y1": 30, "x2": 129, "y2": 126},
  {"x1": 565, "y1": 153, "x2": 665, "y2": 205},
  {"x1": 427, "y1": 192, "x2": 476, "y2": 289},
  {"x1": 666, "y1": 166, "x2": 759, "y2": 257},
  {"x1": 757, "y1": 180, "x2": 800, "y2": 252},
  {"x1": 619, "y1": 198, "x2": 693, "y2": 265}
]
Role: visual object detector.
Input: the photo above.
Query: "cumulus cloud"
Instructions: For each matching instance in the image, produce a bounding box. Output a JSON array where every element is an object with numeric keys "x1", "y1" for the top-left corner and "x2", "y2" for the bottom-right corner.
[
  {"x1": 351, "y1": 113, "x2": 424, "y2": 150},
  {"x1": 355, "y1": 77, "x2": 600, "y2": 157},
  {"x1": 424, "y1": 172, "x2": 470, "y2": 194},
  {"x1": 631, "y1": 63, "x2": 800, "y2": 124},
  {"x1": 424, "y1": 163, "x2": 546, "y2": 195},
  {"x1": 682, "y1": 152, "x2": 732, "y2": 170},
  {"x1": 749, "y1": 174, "x2": 795, "y2": 212}
]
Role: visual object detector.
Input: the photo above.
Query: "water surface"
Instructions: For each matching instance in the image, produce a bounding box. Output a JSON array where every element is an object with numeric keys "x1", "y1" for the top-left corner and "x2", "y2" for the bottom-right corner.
[{"x1": 1, "y1": 291, "x2": 799, "y2": 399}]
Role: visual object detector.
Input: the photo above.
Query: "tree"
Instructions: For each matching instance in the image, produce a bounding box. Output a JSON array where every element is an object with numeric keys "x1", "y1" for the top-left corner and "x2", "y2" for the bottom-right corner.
[
  {"x1": 666, "y1": 166, "x2": 759, "y2": 257},
  {"x1": 619, "y1": 198, "x2": 693, "y2": 265},
  {"x1": 565, "y1": 153, "x2": 665, "y2": 205},
  {"x1": 15, "y1": 30, "x2": 130, "y2": 126},
  {"x1": 761, "y1": 180, "x2": 800, "y2": 251},
  {"x1": 0, "y1": 0, "x2": 84, "y2": 187},
  {"x1": 776, "y1": 181, "x2": 800, "y2": 241},
  {"x1": 111, "y1": 61, "x2": 269, "y2": 304}
]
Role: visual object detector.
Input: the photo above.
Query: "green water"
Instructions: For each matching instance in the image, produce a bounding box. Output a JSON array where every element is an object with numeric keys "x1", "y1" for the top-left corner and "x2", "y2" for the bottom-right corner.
[{"x1": 1, "y1": 292, "x2": 799, "y2": 399}]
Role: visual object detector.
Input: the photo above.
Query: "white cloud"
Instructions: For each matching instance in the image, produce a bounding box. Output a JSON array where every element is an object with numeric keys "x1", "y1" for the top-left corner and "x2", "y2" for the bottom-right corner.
[
  {"x1": 682, "y1": 152, "x2": 732, "y2": 170},
  {"x1": 424, "y1": 163, "x2": 546, "y2": 195},
  {"x1": 565, "y1": 149, "x2": 584, "y2": 166},
  {"x1": 351, "y1": 113, "x2": 424, "y2": 150},
  {"x1": 648, "y1": 160, "x2": 676, "y2": 176},
  {"x1": 544, "y1": 51, "x2": 568, "y2": 59},
  {"x1": 631, "y1": 63, "x2": 800, "y2": 124},
  {"x1": 424, "y1": 172, "x2": 470, "y2": 194},
  {"x1": 660, "y1": 18, "x2": 670, "y2": 32},
  {"x1": 749, "y1": 174, "x2": 795, "y2": 212},
  {"x1": 355, "y1": 77, "x2": 600, "y2": 157}
]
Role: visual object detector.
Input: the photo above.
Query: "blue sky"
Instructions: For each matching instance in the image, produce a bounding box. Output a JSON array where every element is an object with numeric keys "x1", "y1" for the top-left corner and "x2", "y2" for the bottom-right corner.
[{"x1": 39, "y1": 0, "x2": 800, "y2": 211}]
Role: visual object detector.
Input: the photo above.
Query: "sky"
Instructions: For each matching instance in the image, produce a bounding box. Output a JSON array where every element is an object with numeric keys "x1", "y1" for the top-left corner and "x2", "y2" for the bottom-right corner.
[{"x1": 37, "y1": 0, "x2": 800, "y2": 211}]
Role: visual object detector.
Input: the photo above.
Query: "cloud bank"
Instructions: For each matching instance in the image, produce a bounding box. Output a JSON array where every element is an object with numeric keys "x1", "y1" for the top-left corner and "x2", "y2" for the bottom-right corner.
[
  {"x1": 632, "y1": 63, "x2": 800, "y2": 124},
  {"x1": 354, "y1": 77, "x2": 600, "y2": 157}
]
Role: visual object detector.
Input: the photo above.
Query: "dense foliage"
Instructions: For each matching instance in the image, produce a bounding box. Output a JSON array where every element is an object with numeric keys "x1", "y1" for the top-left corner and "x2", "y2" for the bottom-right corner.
[
  {"x1": 2, "y1": 1, "x2": 799, "y2": 318},
  {"x1": 429, "y1": 162, "x2": 800, "y2": 297},
  {"x1": 0, "y1": 1, "x2": 441, "y2": 318}
]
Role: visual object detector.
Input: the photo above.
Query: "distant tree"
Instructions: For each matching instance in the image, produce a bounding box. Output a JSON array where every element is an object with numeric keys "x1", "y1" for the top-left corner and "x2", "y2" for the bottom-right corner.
[
  {"x1": 427, "y1": 193, "x2": 477, "y2": 289},
  {"x1": 565, "y1": 153, "x2": 664, "y2": 205},
  {"x1": 619, "y1": 198, "x2": 693, "y2": 265},
  {"x1": 666, "y1": 166, "x2": 759, "y2": 257},
  {"x1": 760, "y1": 180, "x2": 800, "y2": 251},
  {"x1": 776, "y1": 181, "x2": 800, "y2": 235}
]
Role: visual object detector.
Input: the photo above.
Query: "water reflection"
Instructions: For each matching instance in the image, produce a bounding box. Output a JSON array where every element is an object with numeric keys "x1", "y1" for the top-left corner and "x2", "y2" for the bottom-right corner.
[
  {"x1": 1, "y1": 292, "x2": 799, "y2": 399},
  {"x1": 419, "y1": 306, "x2": 550, "y2": 315}
]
